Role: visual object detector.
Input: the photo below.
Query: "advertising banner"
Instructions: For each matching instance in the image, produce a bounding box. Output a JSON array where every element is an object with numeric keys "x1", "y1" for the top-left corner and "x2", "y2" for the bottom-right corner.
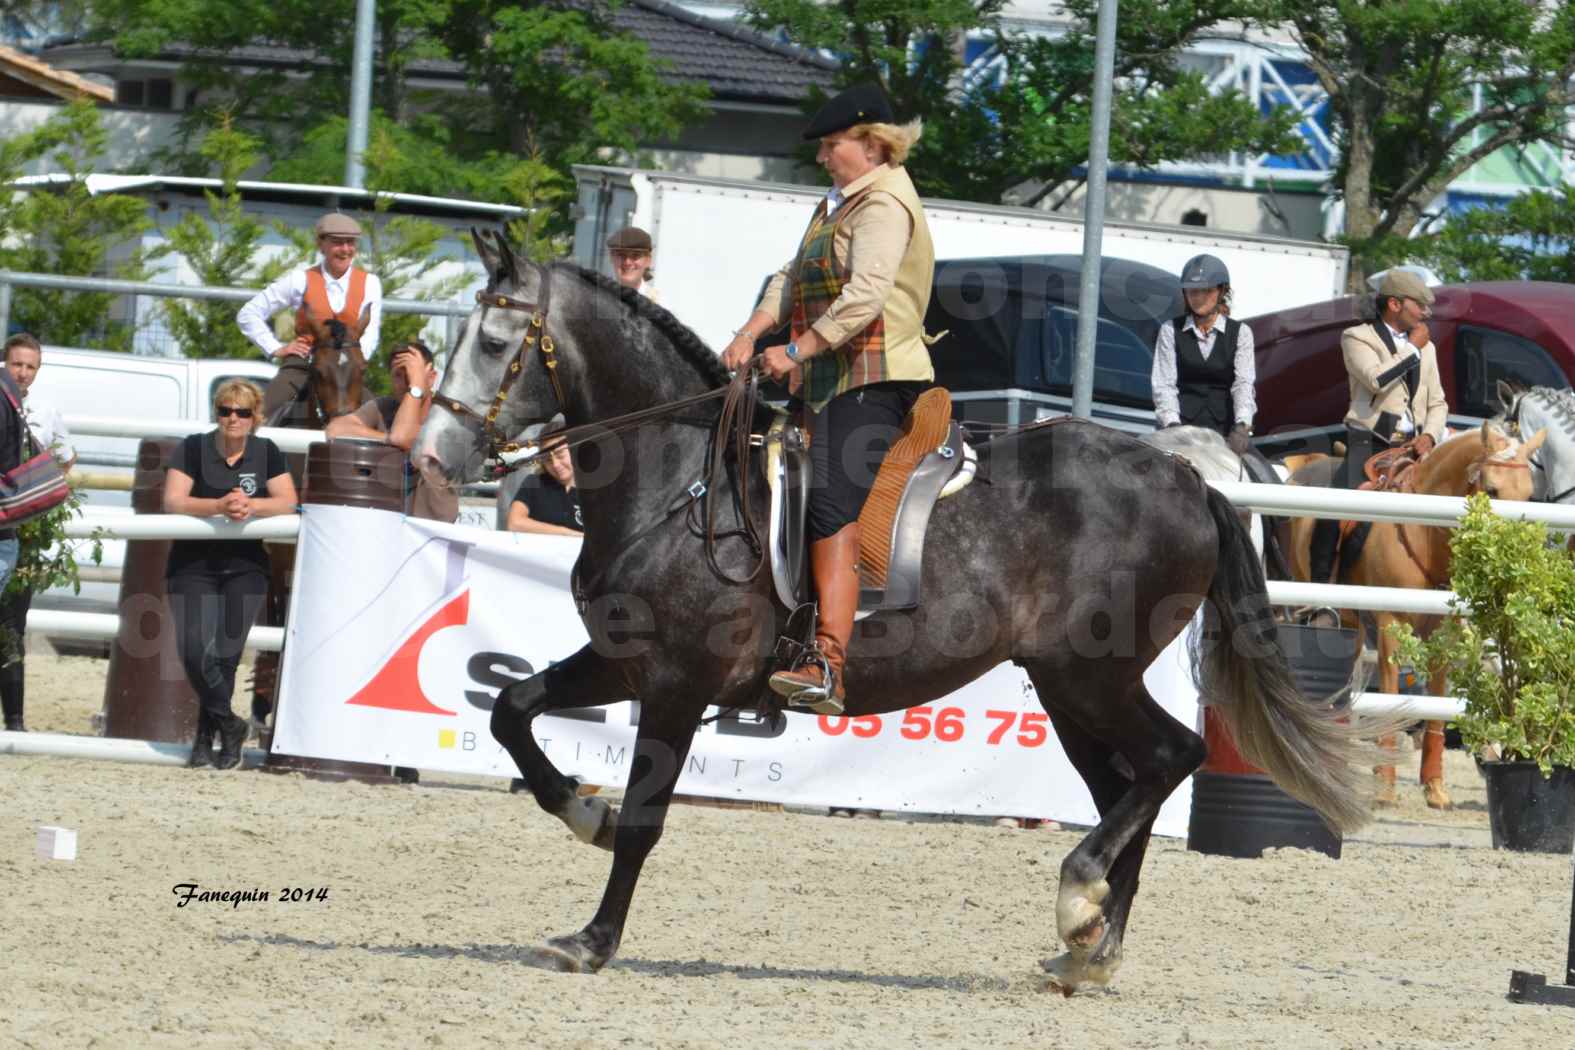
[{"x1": 273, "y1": 506, "x2": 1199, "y2": 835}]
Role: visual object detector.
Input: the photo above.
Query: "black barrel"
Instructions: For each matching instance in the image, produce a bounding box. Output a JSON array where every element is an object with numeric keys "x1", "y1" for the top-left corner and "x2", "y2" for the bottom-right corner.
[
  {"x1": 1186, "y1": 623, "x2": 1359, "y2": 860},
  {"x1": 102, "y1": 438, "x2": 206, "y2": 743},
  {"x1": 262, "y1": 439, "x2": 410, "y2": 783}
]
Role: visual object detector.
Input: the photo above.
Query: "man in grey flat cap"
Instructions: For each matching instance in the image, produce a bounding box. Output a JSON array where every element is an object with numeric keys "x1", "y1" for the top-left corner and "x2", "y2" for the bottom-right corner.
[
  {"x1": 237, "y1": 211, "x2": 384, "y2": 423},
  {"x1": 606, "y1": 226, "x2": 658, "y2": 300},
  {"x1": 1308, "y1": 269, "x2": 1448, "y2": 584}
]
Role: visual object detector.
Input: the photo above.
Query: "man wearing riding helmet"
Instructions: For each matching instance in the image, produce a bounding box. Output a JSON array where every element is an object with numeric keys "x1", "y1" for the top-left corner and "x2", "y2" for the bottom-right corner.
[
  {"x1": 1150, "y1": 253, "x2": 1256, "y2": 455},
  {"x1": 721, "y1": 82, "x2": 935, "y2": 715}
]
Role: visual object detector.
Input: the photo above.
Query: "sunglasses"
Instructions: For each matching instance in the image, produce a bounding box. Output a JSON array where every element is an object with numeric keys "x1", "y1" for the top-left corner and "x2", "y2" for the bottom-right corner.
[{"x1": 217, "y1": 406, "x2": 254, "y2": 419}]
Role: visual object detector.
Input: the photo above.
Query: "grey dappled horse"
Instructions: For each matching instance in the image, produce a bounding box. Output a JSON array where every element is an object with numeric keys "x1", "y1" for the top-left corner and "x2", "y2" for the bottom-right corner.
[
  {"x1": 1499, "y1": 382, "x2": 1575, "y2": 508},
  {"x1": 413, "y1": 235, "x2": 1374, "y2": 993}
]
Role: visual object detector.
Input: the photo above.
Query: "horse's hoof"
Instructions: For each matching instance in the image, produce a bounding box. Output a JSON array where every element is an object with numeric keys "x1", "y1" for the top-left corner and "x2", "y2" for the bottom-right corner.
[
  {"x1": 562, "y1": 796, "x2": 619, "y2": 852},
  {"x1": 538, "y1": 933, "x2": 604, "y2": 973},
  {"x1": 1040, "y1": 950, "x2": 1113, "y2": 997},
  {"x1": 1423, "y1": 778, "x2": 1453, "y2": 810}
]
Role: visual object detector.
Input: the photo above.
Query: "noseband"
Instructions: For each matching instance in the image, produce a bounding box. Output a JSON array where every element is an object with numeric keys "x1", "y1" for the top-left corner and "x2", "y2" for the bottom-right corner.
[{"x1": 432, "y1": 265, "x2": 564, "y2": 457}]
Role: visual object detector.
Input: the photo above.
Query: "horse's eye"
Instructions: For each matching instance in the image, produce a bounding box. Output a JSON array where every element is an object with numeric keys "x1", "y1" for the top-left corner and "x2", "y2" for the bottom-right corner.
[{"x1": 479, "y1": 332, "x2": 508, "y2": 358}]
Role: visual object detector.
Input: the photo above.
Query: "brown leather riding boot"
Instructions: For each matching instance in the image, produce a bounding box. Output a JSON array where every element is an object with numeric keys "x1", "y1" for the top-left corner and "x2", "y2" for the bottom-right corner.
[{"x1": 769, "y1": 524, "x2": 860, "y2": 715}]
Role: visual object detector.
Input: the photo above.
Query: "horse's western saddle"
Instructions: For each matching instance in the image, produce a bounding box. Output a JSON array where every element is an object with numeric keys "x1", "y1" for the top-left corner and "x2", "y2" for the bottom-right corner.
[{"x1": 765, "y1": 387, "x2": 976, "y2": 614}]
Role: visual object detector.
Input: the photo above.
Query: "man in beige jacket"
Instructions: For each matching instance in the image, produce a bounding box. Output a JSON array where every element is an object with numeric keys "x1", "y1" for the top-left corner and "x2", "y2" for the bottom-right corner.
[{"x1": 1308, "y1": 270, "x2": 1448, "y2": 584}]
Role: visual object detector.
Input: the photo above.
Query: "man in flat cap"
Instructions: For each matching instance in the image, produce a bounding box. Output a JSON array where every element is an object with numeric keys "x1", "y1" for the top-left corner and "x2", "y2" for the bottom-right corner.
[
  {"x1": 237, "y1": 210, "x2": 384, "y2": 424},
  {"x1": 1309, "y1": 268, "x2": 1448, "y2": 584},
  {"x1": 606, "y1": 226, "x2": 658, "y2": 300},
  {"x1": 720, "y1": 82, "x2": 936, "y2": 715}
]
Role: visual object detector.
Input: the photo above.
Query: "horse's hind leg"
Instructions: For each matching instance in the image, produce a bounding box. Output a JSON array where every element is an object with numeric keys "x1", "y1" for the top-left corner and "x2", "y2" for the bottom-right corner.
[
  {"x1": 538, "y1": 691, "x2": 707, "y2": 973},
  {"x1": 492, "y1": 644, "x2": 629, "y2": 850},
  {"x1": 1027, "y1": 663, "x2": 1205, "y2": 995}
]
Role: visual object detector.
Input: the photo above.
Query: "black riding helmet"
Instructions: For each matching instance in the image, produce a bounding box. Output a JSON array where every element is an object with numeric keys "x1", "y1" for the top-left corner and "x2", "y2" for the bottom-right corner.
[{"x1": 1179, "y1": 253, "x2": 1230, "y2": 289}]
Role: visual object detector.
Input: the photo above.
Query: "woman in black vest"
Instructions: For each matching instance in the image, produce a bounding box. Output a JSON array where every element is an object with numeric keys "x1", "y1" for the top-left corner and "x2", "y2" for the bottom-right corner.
[
  {"x1": 163, "y1": 380, "x2": 298, "y2": 769},
  {"x1": 1150, "y1": 253, "x2": 1256, "y2": 455}
]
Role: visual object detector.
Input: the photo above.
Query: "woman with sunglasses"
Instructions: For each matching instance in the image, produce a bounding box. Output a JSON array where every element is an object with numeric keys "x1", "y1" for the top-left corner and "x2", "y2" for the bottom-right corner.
[{"x1": 163, "y1": 380, "x2": 298, "y2": 769}]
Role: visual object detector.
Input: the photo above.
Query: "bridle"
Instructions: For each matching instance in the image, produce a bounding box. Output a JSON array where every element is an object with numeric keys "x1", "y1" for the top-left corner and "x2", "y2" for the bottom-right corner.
[
  {"x1": 432, "y1": 265, "x2": 566, "y2": 460},
  {"x1": 432, "y1": 262, "x2": 766, "y2": 583}
]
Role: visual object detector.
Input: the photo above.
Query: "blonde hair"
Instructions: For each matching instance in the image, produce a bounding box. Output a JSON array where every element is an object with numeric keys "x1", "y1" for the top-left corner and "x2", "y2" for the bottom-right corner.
[
  {"x1": 851, "y1": 119, "x2": 924, "y2": 165},
  {"x1": 213, "y1": 379, "x2": 264, "y2": 428}
]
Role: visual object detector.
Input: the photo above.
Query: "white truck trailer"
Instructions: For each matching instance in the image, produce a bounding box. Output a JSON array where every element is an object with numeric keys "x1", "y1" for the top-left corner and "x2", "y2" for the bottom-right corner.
[{"x1": 571, "y1": 165, "x2": 1348, "y2": 352}]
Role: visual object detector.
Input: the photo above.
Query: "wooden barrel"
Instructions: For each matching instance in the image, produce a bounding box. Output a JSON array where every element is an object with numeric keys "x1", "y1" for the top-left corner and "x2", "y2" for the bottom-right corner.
[{"x1": 101, "y1": 438, "x2": 204, "y2": 743}]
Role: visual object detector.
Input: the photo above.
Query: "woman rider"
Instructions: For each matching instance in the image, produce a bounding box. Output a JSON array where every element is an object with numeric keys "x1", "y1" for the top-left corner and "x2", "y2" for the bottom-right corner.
[
  {"x1": 1149, "y1": 253, "x2": 1256, "y2": 455},
  {"x1": 722, "y1": 83, "x2": 935, "y2": 715}
]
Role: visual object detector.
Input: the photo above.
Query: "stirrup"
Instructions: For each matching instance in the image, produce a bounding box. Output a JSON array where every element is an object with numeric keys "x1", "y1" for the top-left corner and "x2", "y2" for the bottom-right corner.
[{"x1": 769, "y1": 650, "x2": 844, "y2": 716}]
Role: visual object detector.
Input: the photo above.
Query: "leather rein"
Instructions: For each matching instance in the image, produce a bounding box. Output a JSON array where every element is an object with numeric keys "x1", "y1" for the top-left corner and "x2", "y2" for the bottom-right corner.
[{"x1": 433, "y1": 264, "x2": 767, "y2": 585}]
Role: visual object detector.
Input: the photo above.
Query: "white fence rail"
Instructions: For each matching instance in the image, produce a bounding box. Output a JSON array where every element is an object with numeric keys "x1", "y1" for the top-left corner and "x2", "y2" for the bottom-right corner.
[
  {"x1": 66, "y1": 414, "x2": 326, "y2": 455},
  {"x1": 33, "y1": 458, "x2": 1560, "y2": 720}
]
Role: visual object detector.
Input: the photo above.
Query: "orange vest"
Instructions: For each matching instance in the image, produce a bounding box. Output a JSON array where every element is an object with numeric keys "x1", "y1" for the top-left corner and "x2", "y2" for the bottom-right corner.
[{"x1": 295, "y1": 266, "x2": 368, "y2": 347}]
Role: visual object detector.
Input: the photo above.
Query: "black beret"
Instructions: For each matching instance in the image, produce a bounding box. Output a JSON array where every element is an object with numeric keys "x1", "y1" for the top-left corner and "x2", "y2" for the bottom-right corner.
[
  {"x1": 605, "y1": 226, "x2": 652, "y2": 252},
  {"x1": 802, "y1": 83, "x2": 895, "y2": 141}
]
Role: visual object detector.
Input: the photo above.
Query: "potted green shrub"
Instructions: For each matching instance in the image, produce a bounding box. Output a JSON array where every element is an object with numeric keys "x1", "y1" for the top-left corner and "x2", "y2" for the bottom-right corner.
[{"x1": 1391, "y1": 492, "x2": 1575, "y2": 853}]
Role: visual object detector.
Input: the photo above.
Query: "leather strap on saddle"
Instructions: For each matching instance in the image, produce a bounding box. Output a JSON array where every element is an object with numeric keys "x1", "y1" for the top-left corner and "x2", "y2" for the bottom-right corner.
[{"x1": 1336, "y1": 438, "x2": 1425, "y2": 547}]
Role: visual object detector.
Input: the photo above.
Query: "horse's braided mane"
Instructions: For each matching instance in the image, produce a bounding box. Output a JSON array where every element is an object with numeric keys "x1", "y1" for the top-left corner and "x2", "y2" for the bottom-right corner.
[
  {"x1": 552, "y1": 262, "x2": 732, "y2": 388},
  {"x1": 1525, "y1": 385, "x2": 1575, "y2": 441}
]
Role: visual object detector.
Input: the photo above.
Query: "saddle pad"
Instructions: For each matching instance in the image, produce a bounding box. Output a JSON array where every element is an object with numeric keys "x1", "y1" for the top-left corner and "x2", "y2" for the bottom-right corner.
[{"x1": 858, "y1": 387, "x2": 953, "y2": 590}]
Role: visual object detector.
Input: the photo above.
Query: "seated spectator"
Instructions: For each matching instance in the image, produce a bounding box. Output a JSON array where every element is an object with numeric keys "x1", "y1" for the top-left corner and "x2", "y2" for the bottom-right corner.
[
  {"x1": 326, "y1": 340, "x2": 457, "y2": 523},
  {"x1": 506, "y1": 431, "x2": 582, "y2": 536},
  {"x1": 163, "y1": 380, "x2": 297, "y2": 769},
  {"x1": 0, "y1": 334, "x2": 74, "y2": 732}
]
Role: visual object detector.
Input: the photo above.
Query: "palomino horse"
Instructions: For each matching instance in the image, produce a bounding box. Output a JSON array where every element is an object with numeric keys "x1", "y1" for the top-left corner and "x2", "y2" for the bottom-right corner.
[
  {"x1": 251, "y1": 301, "x2": 371, "y2": 725},
  {"x1": 414, "y1": 235, "x2": 1377, "y2": 994},
  {"x1": 1283, "y1": 425, "x2": 1545, "y2": 808}
]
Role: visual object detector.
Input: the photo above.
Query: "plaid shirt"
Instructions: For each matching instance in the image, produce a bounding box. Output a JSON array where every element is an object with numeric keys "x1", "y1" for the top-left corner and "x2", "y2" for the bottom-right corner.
[{"x1": 791, "y1": 192, "x2": 889, "y2": 408}]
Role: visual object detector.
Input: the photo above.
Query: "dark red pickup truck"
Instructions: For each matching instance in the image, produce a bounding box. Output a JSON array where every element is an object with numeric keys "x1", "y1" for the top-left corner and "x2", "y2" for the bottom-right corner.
[{"x1": 1248, "y1": 281, "x2": 1575, "y2": 447}]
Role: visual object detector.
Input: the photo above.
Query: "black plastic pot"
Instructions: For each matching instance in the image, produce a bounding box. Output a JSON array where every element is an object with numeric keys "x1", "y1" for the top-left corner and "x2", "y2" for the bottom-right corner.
[{"x1": 1481, "y1": 761, "x2": 1575, "y2": 853}]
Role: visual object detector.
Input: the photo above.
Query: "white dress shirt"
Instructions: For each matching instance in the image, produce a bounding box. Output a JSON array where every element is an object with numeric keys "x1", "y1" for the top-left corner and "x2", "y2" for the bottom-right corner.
[
  {"x1": 1150, "y1": 314, "x2": 1257, "y2": 428},
  {"x1": 236, "y1": 263, "x2": 384, "y2": 359},
  {"x1": 22, "y1": 395, "x2": 74, "y2": 464},
  {"x1": 1385, "y1": 323, "x2": 1417, "y2": 434}
]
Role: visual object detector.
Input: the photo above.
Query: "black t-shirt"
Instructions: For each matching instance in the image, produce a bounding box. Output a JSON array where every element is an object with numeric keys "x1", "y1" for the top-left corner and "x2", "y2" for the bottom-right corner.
[
  {"x1": 165, "y1": 431, "x2": 290, "y2": 575},
  {"x1": 513, "y1": 473, "x2": 583, "y2": 532}
]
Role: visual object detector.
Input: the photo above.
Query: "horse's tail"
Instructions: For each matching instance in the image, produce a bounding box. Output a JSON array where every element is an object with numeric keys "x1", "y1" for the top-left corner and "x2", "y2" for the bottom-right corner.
[{"x1": 1192, "y1": 485, "x2": 1376, "y2": 834}]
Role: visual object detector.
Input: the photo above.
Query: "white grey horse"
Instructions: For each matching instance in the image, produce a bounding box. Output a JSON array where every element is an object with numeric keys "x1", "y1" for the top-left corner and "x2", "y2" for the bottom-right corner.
[{"x1": 1499, "y1": 382, "x2": 1575, "y2": 509}]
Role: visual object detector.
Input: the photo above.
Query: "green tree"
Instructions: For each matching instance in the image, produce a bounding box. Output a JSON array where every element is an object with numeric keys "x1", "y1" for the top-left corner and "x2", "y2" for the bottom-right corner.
[
  {"x1": 1268, "y1": 0, "x2": 1575, "y2": 289},
  {"x1": 745, "y1": 0, "x2": 1299, "y2": 204},
  {"x1": 1, "y1": 100, "x2": 150, "y2": 351},
  {"x1": 151, "y1": 115, "x2": 297, "y2": 359},
  {"x1": 1408, "y1": 186, "x2": 1575, "y2": 284}
]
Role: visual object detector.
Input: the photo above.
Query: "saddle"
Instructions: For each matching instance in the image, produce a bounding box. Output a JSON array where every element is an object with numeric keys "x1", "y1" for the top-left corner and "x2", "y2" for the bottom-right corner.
[
  {"x1": 1333, "y1": 440, "x2": 1424, "y2": 565},
  {"x1": 765, "y1": 387, "x2": 976, "y2": 614}
]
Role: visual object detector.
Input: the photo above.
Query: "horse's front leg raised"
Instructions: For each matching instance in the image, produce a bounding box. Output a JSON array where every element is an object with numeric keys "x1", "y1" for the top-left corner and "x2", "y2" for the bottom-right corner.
[
  {"x1": 492, "y1": 643, "x2": 630, "y2": 850},
  {"x1": 538, "y1": 692, "x2": 706, "y2": 973}
]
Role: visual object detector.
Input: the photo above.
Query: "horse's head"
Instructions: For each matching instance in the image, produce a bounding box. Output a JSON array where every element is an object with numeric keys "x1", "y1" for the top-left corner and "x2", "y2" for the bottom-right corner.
[
  {"x1": 298, "y1": 301, "x2": 369, "y2": 420},
  {"x1": 1500, "y1": 382, "x2": 1575, "y2": 504},
  {"x1": 416, "y1": 228, "x2": 558, "y2": 484},
  {"x1": 1465, "y1": 421, "x2": 1546, "y2": 502}
]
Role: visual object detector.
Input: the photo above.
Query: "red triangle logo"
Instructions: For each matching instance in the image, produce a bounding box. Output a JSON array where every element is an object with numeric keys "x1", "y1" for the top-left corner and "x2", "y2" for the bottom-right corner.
[{"x1": 344, "y1": 587, "x2": 468, "y2": 715}]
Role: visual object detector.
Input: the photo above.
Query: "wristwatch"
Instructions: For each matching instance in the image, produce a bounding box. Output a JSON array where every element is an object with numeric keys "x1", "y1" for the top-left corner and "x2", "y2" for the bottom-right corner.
[
  {"x1": 407, "y1": 386, "x2": 426, "y2": 400},
  {"x1": 785, "y1": 342, "x2": 800, "y2": 362}
]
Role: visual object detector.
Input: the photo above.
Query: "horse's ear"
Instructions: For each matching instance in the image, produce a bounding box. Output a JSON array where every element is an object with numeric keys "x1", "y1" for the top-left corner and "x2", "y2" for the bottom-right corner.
[
  {"x1": 1496, "y1": 379, "x2": 1523, "y2": 414},
  {"x1": 492, "y1": 230, "x2": 522, "y2": 286},
  {"x1": 1522, "y1": 427, "x2": 1549, "y2": 457},
  {"x1": 472, "y1": 226, "x2": 503, "y2": 287}
]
